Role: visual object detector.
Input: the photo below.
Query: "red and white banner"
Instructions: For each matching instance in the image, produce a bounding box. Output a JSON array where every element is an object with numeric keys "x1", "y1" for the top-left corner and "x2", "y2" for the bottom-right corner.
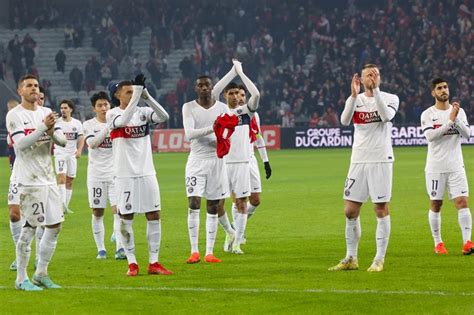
[{"x1": 151, "y1": 125, "x2": 281, "y2": 153}]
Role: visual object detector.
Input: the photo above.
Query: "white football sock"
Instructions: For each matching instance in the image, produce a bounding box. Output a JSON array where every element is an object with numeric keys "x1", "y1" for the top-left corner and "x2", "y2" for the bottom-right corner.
[
  {"x1": 36, "y1": 226, "x2": 61, "y2": 276},
  {"x1": 147, "y1": 220, "x2": 161, "y2": 263},
  {"x1": 345, "y1": 216, "x2": 361, "y2": 258},
  {"x1": 113, "y1": 213, "x2": 123, "y2": 251},
  {"x1": 10, "y1": 219, "x2": 23, "y2": 246},
  {"x1": 35, "y1": 226, "x2": 45, "y2": 262},
  {"x1": 92, "y1": 215, "x2": 105, "y2": 252},
  {"x1": 66, "y1": 189, "x2": 73, "y2": 206},
  {"x1": 120, "y1": 219, "x2": 136, "y2": 264},
  {"x1": 231, "y1": 202, "x2": 237, "y2": 223},
  {"x1": 247, "y1": 202, "x2": 257, "y2": 219},
  {"x1": 59, "y1": 184, "x2": 66, "y2": 205},
  {"x1": 218, "y1": 212, "x2": 235, "y2": 235},
  {"x1": 16, "y1": 226, "x2": 36, "y2": 283},
  {"x1": 234, "y1": 212, "x2": 248, "y2": 247},
  {"x1": 188, "y1": 209, "x2": 200, "y2": 253},
  {"x1": 429, "y1": 210, "x2": 442, "y2": 245},
  {"x1": 205, "y1": 213, "x2": 218, "y2": 256},
  {"x1": 375, "y1": 215, "x2": 391, "y2": 261},
  {"x1": 458, "y1": 208, "x2": 472, "y2": 243}
]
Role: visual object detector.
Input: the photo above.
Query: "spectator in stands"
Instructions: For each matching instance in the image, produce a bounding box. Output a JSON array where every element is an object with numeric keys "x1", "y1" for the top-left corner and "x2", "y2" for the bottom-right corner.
[
  {"x1": 146, "y1": 57, "x2": 162, "y2": 89},
  {"x1": 64, "y1": 24, "x2": 74, "y2": 48},
  {"x1": 322, "y1": 107, "x2": 339, "y2": 127},
  {"x1": 69, "y1": 65, "x2": 83, "y2": 92},
  {"x1": 84, "y1": 56, "x2": 100, "y2": 92},
  {"x1": 308, "y1": 112, "x2": 321, "y2": 128},
  {"x1": 55, "y1": 49, "x2": 66, "y2": 73}
]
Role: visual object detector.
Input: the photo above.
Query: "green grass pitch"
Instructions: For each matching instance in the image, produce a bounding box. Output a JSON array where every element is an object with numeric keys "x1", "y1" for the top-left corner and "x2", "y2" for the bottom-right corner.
[{"x1": 0, "y1": 147, "x2": 473, "y2": 314}]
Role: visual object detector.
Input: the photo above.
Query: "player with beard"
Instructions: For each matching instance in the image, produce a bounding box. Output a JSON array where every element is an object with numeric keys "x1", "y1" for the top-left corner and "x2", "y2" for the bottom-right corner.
[{"x1": 421, "y1": 78, "x2": 473, "y2": 255}]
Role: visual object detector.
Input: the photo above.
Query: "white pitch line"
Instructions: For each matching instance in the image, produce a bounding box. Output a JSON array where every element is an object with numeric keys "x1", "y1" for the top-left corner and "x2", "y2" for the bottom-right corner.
[{"x1": 1, "y1": 285, "x2": 473, "y2": 296}]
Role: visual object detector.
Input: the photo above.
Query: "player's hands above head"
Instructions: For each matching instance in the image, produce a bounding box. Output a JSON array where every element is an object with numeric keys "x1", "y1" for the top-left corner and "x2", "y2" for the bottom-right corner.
[
  {"x1": 264, "y1": 161, "x2": 272, "y2": 179},
  {"x1": 232, "y1": 58, "x2": 243, "y2": 74},
  {"x1": 351, "y1": 73, "x2": 360, "y2": 97},
  {"x1": 132, "y1": 74, "x2": 146, "y2": 87},
  {"x1": 450, "y1": 101, "x2": 460, "y2": 121}
]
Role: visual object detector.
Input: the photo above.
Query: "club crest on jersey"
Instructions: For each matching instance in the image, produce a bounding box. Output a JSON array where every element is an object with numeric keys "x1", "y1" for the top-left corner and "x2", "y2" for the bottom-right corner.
[
  {"x1": 431, "y1": 191, "x2": 437, "y2": 197},
  {"x1": 125, "y1": 203, "x2": 132, "y2": 210},
  {"x1": 352, "y1": 111, "x2": 382, "y2": 124},
  {"x1": 140, "y1": 114, "x2": 147, "y2": 122},
  {"x1": 8, "y1": 194, "x2": 13, "y2": 201},
  {"x1": 37, "y1": 215, "x2": 45, "y2": 223},
  {"x1": 72, "y1": 127, "x2": 77, "y2": 131},
  {"x1": 93, "y1": 198, "x2": 100, "y2": 205},
  {"x1": 344, "y1": 189, "x2": 350, "y2": 196},
  {"x1": 188, "y1": 187, "x2": 194, "y2": 193}
]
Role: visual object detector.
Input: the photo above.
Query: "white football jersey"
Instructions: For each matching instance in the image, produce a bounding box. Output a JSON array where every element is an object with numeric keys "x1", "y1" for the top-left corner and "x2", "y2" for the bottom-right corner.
[
  {"x1": 349, "y1": 91, "x2": 399, "y2": 163},
  {"x1": 6, "y1": 105, "x2": 56, "y2": 185},
  {"x1": 106, "y1": 106, "x2": 156, "y2": 178},
  {"x1": 182, "y1": 100, "x2": 228, "y2": 160},
  {"x1": 226, "y1": 104, "x2": 254, "y2": 163},
  {"x1": 54, "y1": 117, "x2": 83, "y2": 157},
  {"x1": 421, "y1": 105, "x2": 469, "y2": 173},
  {"x1": 83, "y1": 118, "x2": 113, "y2": 181}
]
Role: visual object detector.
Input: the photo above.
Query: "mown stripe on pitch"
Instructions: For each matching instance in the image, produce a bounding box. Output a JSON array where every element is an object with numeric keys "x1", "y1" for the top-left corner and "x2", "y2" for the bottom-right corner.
[{"x1": 2, "y1": 286, "x2": 474, "y2": 296}]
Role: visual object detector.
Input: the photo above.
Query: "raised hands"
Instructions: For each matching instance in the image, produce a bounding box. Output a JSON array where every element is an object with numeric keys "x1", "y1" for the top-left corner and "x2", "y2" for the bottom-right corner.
[{"x1": 351, "y1": 73, "x2": 360, "y2": 97}]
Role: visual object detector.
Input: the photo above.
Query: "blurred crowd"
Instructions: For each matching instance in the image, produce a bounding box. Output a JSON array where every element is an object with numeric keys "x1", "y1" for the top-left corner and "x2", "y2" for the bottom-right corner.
[{"x1": 2, "y1": 0, "x2": 473, "y2": 127}]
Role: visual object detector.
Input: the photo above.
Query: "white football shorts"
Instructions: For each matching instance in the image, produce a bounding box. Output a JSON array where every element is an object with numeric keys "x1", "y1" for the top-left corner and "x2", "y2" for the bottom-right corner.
[
  {"x1": 20, "y1": 184, "x2": 64, "y2": 227},
  {"x1": 87, "y1": 179, "x2": 117, "y2": 208},
  {"x1": 8, "y1": 180, "x2": 21, "y2": 205},
  {"x1": 343, "y1": 163, "x2": 393, "y2": 203},
  {"x1": 185, "y1": 158, "x2": 230, "y2": 200},
  {"x1": 425, "y1": 170, "x2": 469, "y2": 200},
  {"x1": 249, "y1": 155, "x2": 262, "y2": 193},
  {"x1": 55, "y1": 155, "x2": 77, "y2": 178},
  {"x1": 115, "y1": 175, "x2": 161, "y2": 214},
  {"x1": 227, "y1": 162, "x2": 251, "y2": 198}
]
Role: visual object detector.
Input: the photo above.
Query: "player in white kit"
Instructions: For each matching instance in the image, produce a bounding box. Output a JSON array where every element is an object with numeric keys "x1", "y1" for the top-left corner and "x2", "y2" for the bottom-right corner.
[
  {"x1": 83, "y1": 91, "x2": 125, "y2": 260},
  {"x1": 233, "y1": 85, "x2": 271, "y2": 243},
  {"x1": 183, "y1": 74, "x2": 231, "y2": 264},
  {"x1": 211, "y1": 60, "x2": 260, "y2": 254},
  {"x1": 106, "y1": 74, "x2": 172, "y2": 276},
  {"x1": 6, "y1": 74, "x2": 67, "y2": 291},
  {"x1": 329, "y1": 64, "x2": 399, "y2": 272},
  {"x1": 54, "y1": 99, "x2": 84, "y2": 211},
  {"x1": 421, "y1": 78, "x2": 473, "y2": 255}
]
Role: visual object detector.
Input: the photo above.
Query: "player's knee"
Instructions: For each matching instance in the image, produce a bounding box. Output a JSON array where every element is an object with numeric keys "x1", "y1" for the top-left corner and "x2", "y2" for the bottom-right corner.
[
  {"x1": 93, "y1": 208, "x2": 105, "y2": 217},
  {"x1": 454, "y1": 197, "x2": 468, "y2": 210},
  {"x1": 249, "y1": 194, "x2": 260, "y2": 207},
  {"x1": 188, "y1": 197, "x2": 200, "y2": 210},
  {"x1": 430, "y1": 200, "x2": 443, "y2": 212},
  {"x1": 66, "y1": 177, "x2": 74, "y2": 188},
  {"x1": 9, "y1": 206, "x2": 21, "y2": 222},
  {"x1": 146, "y1": 211, "x2": 160, "y2": 221},
  {"x1": 206, "y1": 200, "x2": 219, "y2": 214}
]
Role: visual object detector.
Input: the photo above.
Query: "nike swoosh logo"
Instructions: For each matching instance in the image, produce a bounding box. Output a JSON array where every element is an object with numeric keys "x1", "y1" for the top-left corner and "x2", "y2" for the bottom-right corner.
[
  {"x1": 221, "y1": 192, "x2": 227, "y2": 196},
  {"x1": 23, "y1": 121, "x2": 30, "y2": 125},
  {"x1": 253, "y1": 187, "x2": 259, "y2": 190},
  {"x1": 189, "y1": 226, "x2": 196, "y2": 230},
  {"x1": 432, "y1": 119, "x2": 439, "y2": 121},
  {"x1": 356, "y1": 105, "x2": 363, "y2": 108},
  {"x1": 461, "y1": 191, "x2": 467, "y2": 194},
  {"x1": 377, "y1": 196, "x2": 386, "y2": 199},
  {"x1": 154, "y1": 204, "x2": 160, "y2": 208},
  {"x1": 242, "y1": 191, "x2": 249, "y2": 195}
]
